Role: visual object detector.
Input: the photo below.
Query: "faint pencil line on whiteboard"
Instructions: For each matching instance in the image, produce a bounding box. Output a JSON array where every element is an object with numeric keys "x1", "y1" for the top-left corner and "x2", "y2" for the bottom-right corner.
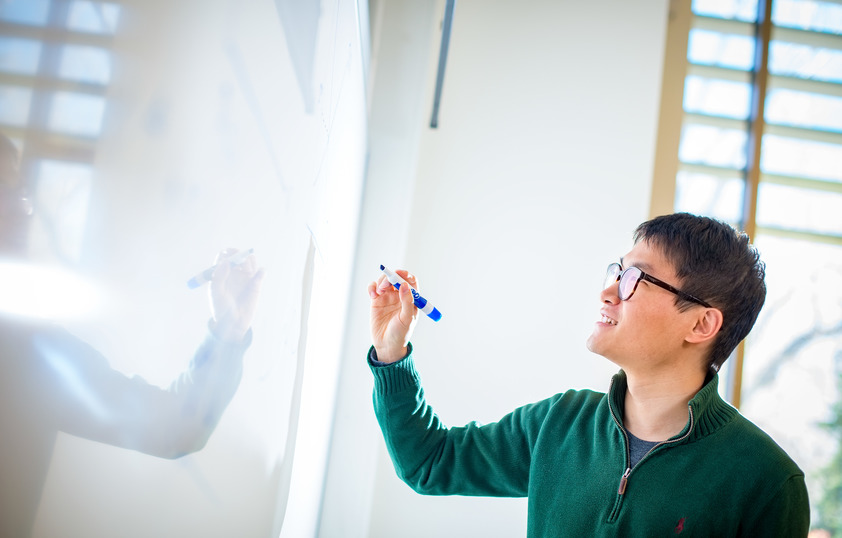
[
  {"x1": 224, "y1": 41, "x2": 288, "y2": 192},
  {"x1": 313, "y1": 9, "x2": 354, "y2": 186}
]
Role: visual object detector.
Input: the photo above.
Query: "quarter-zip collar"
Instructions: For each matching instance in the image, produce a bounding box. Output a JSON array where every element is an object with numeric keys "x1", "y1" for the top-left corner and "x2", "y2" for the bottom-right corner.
[
  {"x1": 607, "y1": 369, "x2": 738, "y2": 445},
  {"x1": 606, "y1": 369, "x2": 738, "y2": 520}
]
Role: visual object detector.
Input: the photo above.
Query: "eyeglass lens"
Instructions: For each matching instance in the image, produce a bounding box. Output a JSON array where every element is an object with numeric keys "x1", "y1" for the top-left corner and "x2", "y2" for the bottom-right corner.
[
  {"x1": 618, "y1": 267, "x2": 642, "y2": 300},
  {"x1": 603, "y1": 263, "x2": 642, "y2": 301},
  {"x1": 603, "y1": 264, "x2": 621, "y2": 291}
]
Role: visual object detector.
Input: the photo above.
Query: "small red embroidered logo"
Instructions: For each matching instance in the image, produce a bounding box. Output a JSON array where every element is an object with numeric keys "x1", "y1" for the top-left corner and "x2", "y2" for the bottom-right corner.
[{"x1": 674, "y1": 517, "x2": 686, "y2": 534}]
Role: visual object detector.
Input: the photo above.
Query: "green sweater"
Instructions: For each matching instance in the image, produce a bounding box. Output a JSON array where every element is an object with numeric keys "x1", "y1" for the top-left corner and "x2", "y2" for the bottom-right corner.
[{"x1": 370, "y1": 346, "x2": 809, "y2": 537}]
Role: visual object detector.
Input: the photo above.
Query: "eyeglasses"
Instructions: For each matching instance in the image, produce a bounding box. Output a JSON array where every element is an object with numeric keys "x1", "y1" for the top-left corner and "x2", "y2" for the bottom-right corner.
[{"x1": 603, "y1": 263, "x2": 712, "y2": 308}]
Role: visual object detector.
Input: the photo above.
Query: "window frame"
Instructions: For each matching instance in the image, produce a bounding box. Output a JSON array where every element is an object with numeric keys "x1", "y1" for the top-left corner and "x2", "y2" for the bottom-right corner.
[{"x1": 651, "y1": 0, "x2": 842, "y2": 407}]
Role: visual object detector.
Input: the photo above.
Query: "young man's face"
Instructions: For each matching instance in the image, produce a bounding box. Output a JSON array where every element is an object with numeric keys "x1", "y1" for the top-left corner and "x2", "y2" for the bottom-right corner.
[{"x1": 586, "y1": 239, "x2": 702, "y2": 373}]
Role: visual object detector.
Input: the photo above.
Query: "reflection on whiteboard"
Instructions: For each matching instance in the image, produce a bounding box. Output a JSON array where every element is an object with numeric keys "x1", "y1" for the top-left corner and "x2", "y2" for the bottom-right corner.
[
  {"x1": 274, "y1": 0, "x2": 320, "y2": 114},
  {"x1": 0, "y1": 0, "x2": 369, "y2": 536}
]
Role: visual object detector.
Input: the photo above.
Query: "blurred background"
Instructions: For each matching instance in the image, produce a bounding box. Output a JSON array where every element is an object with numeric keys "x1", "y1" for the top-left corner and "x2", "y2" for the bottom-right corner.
[{"x1": 0, "y1": 0, "x2": 839, "y2": 536}]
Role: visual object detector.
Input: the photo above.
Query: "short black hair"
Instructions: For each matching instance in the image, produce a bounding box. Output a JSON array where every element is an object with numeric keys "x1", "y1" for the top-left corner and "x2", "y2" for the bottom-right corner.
[{"x1": 634, "y1": 212, "x2": 766, "y2": 372}]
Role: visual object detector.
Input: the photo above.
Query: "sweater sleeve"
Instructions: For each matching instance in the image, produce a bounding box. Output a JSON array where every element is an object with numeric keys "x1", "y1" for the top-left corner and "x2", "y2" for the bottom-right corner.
[
  {"x1": 369, "y1": 345, "x2": 556, "y2": 498},
  {"x1": 740, "y1": 472, "x2": 810, "y2": 537},
  {"x1": 34, "y1": 322, "x2": 251, "y2": 458}
]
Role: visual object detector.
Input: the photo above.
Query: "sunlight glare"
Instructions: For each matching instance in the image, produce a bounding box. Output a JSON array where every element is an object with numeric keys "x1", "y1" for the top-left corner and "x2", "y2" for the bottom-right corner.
[{"x1": 0, "y1": 261, "x2": 102, "y2": 320}]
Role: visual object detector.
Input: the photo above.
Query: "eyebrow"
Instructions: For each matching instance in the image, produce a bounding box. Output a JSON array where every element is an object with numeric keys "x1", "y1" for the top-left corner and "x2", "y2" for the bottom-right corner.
[{"x1": 619, "y1": 257, "x2": 655, "y2": 275}]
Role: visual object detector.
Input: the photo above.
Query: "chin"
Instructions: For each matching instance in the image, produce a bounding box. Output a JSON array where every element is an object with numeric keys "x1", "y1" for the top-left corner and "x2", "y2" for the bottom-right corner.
[
  {"x1": 585, "y1": 333, "x2": 603, "y2": 356},
  {"x1": 586, "y1": 335, "x2": 619, "y2": 366}
]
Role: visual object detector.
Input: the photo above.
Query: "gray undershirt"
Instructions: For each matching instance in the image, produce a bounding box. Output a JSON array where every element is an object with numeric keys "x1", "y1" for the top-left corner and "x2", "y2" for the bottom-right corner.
[{"x1": 627, "y1": 430, "x2": 659, "y2": 468}]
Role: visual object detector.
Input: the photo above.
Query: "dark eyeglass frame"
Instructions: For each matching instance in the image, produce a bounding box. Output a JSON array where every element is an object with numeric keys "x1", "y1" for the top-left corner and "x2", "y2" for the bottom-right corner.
[{"x1": 604, "y1": 262, "x2": 712, "y2": 308}]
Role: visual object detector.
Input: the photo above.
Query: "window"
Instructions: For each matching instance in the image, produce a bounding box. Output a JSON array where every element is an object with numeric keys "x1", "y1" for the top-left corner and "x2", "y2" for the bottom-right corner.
[
  {"x1": 654, "y1": 0, "x2": 842, "y2": 532},
  {"x1": 0, "y1": 0, "x2": 120, "y2": 262}
]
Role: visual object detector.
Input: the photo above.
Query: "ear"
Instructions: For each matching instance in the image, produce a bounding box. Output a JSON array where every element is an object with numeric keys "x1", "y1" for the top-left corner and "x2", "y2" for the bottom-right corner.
[{"x1": 685, "y1": 307, "x2": 723, "y2": 345}]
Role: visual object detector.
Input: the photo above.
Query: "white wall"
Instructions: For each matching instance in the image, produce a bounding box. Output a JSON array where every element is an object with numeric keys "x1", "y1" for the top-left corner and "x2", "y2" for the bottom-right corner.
[{"x1": 321, "y1": 0, "x2": 670, "y2": 536}]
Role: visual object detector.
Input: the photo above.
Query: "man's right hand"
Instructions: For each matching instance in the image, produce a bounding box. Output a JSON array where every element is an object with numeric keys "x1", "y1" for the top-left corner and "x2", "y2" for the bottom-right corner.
[{"x1": 368, "y1": 269, "x2": 419, "y2": 363}]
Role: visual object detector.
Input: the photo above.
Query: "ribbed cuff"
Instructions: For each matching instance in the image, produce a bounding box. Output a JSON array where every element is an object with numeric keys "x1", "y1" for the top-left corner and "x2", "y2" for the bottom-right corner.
[{"x1": 368, "y1": 342, "x2": 421, "y2": 394}]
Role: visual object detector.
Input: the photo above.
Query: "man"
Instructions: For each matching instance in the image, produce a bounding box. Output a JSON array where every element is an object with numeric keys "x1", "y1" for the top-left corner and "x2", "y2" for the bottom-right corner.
[
  {"x1": 367, "y1": 213, "x2": 809, "y2": 536},
  {"x1": 0, "y1": 133, "x2": 266, "y2": 537}
]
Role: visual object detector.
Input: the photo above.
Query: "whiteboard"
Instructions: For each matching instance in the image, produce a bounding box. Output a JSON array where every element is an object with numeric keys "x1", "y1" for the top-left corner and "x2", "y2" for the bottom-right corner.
[{"x1": 14, "y1": 0, "x2": 368, "y2": 536}]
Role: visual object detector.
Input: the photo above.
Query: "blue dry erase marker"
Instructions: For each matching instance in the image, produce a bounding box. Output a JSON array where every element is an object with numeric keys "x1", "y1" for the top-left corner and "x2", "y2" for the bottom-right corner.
[
  {"x1": 380, "y1": 265, "x2": 442, "y2": 322},
  {"x1": 187, "y1": 248, "x2": 254, "y2": 289}
]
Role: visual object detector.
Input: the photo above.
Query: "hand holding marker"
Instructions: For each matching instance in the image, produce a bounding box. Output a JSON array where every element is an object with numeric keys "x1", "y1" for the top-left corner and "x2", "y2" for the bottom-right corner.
[
  {"x1": 380, "y1": 265, "x2": 442, "y2": 322},
  {"x1": 187, "y1": 248, "x2": 254, "y2": 289}
]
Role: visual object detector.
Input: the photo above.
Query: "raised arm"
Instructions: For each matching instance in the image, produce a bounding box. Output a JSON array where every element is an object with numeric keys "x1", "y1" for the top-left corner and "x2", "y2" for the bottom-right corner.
[
  {"x1": 38, "y1": 249, "x2": 265, "y2": 457},
  {"x1": 367, "y1": 268, "x2": 544, "y2": 497}
]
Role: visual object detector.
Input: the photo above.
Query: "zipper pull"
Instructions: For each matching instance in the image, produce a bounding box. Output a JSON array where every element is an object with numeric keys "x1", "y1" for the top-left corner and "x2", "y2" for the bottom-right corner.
[{"x1": 618, "y1": 468, "x2": 631, "y2": 495}]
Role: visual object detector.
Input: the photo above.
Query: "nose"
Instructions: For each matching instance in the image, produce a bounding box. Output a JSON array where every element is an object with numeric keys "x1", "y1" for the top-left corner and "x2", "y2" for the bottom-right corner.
[{"x1": 601, "y1": 278, "x2": 621, "y2": 305}]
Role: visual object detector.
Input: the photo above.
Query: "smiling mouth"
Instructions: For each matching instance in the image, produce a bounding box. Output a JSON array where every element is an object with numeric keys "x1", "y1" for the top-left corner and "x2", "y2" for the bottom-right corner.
[{"x1": 600, "y1": 315, "x2": 617, "y2": 325}]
